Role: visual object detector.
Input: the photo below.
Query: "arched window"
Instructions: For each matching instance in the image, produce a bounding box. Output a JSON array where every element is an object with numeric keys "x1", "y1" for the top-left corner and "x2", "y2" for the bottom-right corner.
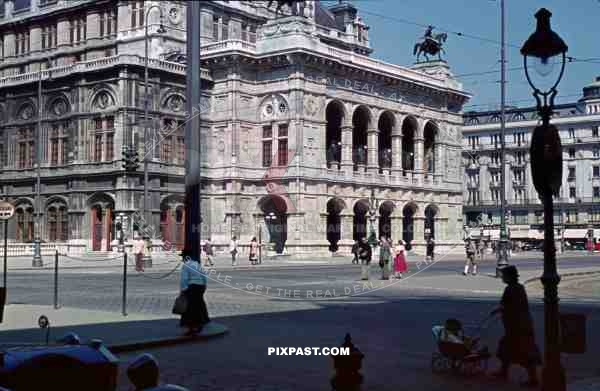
[
  {"x1": 48, "y1": 207, "x2": 57, "y2": 242},
  {"x1": 16, "y1": 206, "x2": 34, "y2": 242},
  {"x1": 490, "y1": 115, "x2": 501, "y2": 123},
  {"x1": 466, "y1": 117, "x2": 479, "y2": 126},
  {"x1": 59, "y1": 206, "x2": 68, "y2": 241}
]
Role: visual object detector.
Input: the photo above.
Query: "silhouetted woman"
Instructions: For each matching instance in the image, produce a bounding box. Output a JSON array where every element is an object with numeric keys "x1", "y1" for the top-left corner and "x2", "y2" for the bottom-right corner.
[
  {"x1": 490, "y1": 265, "x2": 541, "y2": 387},
  {"x1": 179, "y1": 248, "x2": 210, "y2": 336}
]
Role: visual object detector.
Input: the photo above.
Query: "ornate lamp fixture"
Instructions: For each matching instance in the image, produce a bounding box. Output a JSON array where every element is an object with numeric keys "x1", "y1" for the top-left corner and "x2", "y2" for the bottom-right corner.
[{"x1": 521, "y1": 8, "x2": 568, "y2": 391}]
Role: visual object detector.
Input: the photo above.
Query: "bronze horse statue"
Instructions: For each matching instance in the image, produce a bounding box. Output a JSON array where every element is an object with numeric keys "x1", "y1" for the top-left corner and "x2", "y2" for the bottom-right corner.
[
  {"x1": 267, "y1": 0, "x2": 302, "y2": 16},
  {"x1": 413, "y1": 33, "x2": 448, "y2": 62}
]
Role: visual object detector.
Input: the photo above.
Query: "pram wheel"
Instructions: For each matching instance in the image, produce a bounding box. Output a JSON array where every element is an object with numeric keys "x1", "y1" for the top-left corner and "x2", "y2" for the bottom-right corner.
[{"x1": 431, "y1": 352, "x2": 448, "y2": 373}]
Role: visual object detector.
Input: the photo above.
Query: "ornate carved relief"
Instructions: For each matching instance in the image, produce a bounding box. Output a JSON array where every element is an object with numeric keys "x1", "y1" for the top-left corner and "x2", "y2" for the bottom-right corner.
[
  {"x1": 166, "y1": 94, "x2": 185, "y2": 112},
  {"x1": 92, "y1": 91, "x2": 115, "y2": 110},
  {"x1": 303, "y1": 95, "x2": 321, "y2": 118},
  {"x1": 17, "y1": 102, "x2": 35, "y2": 120},
  {"x1": 167, "y1": 6, "x2": 182, "y2": 25},
  {"x1": 259, "y1": 94, "x2": 289, "y2": 121},
  {"x1": 49, "y1": 97, "x2": 69, "y2": 117}
]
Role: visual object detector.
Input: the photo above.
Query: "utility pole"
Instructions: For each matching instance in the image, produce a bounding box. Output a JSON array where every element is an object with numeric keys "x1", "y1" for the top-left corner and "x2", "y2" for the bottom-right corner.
[
  {"x1": 496, "y1": 0, "x2": 509, "y2": 276},
  {"x1": 32, "y1": 66, "x2": 45, "y2": 267},
  {"x1": 185, "y1": 1, "x2": 202, "y2": 261}
]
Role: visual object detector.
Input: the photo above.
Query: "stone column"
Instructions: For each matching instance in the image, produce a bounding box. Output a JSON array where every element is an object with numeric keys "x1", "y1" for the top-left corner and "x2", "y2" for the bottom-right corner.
[
  {"x1": 413, "y1": 215, "x2": 425, "y2": 253},
  {"x1": 367, "y1": 127, "x2": 378, "y2": 174},
  {"x1": 117, "y1": 1, "x2": 131, "y2": 33},
  {"x1": 391, "y1": 131, "x2": 402, "y2": 176},
  {"x1": 57, "y1": 18, "x2": 71, "y2": 48},
  {"x1": 229, "y1": 18, "x2": 242, "y2": 40},
  {"x1": 3, "y1": 0, "x2": 13, "y2": 18},
  {"x1": 340, "y1": 213, "x2": 354, "y2": 246},
  {"x1": 414, "y1": 136, "x2": 424, "y2": 183},
  {"x1": 390, "y1": 212, "x2": 403, "y2": 243},
  {"x1": 340, "y1": 124, "x2": 353, "y2": 174},
  {"x1": 3, "y1": 32, "x2": 15, "y2": 59},
  {"x1": 29, "y1": 25, "x2": 42, "y2": 54},
  {"x1": 86, "y1": 11, "x2": 101, "y2": 43},
  {"x1": 200, "y1": 7, "x2": 214, "y2": 42}
]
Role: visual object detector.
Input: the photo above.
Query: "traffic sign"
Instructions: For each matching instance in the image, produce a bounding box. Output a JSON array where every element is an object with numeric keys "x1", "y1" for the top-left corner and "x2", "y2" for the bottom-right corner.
[{"x1": 0, "y1": 201, "x2": 14, "y2": 220}]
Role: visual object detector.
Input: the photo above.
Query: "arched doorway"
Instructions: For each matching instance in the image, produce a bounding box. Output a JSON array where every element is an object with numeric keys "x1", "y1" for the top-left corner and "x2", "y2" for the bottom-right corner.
[
  {"x1": 175, "y1": 206, "x2": 185, "y2": 250},
  {"x1": 88, "y1": 193, "x2": 115, "y2": 252},
  {"x1": 91, "y1": 206, "x2": 104, "y2": 251},
  {"x1": 326, "y1": 198, "x2": 345, "y2": 252},
  {"x1": 378, "y1": 111, "x2": 394, "y2": 173},
  {"x1": 402, "y1": 203, "x2": 417, "y2": 248},
  {"x1": 352, "y1": 106, "x2": 370, "y2": 171},
  {"x1": 425, "y1": 205, "x2": 438, "y2": 240},
  {"x1": 325, "y1": 101, "x2": 344, "y2": 169},
  {"x1": 160, "y1": 198, "x2": 186, "y2": 251},
  {"x1": 259, "y1": 195, "x2": 288, "y2": 254},
  {"x1": 379, "y1": 201, "x2": 394, "y2": 240},
  {"x1": 424, "y1": 121, "x2": 438, "y2": 175},
  {"x1": 15, "y1": 205, "x2": 34, "y2": 242},
  {"x1": 402, "y1": 116, "x2": 417, "y2": 174},
  {"x1": 353, "y1": 199, "x2": 369, "y2": 241}
]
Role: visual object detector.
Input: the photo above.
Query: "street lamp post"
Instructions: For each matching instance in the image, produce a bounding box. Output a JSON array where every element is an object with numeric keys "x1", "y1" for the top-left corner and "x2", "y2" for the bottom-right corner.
[
  {"x1": 142, "y1": 5, "x2": 167, "y2": 268},
  {"x1": 265, "y1": 212, "x2": 277, "y2": 254},
  {"x1": 367, "y1": 189, "x2": 378, "y2": 248},
  {"x1": 521, "y1": 8, "x2": 568, "y2": 391},
  {"x1": 32, "y1": 61, "x2": 51, "y2": 267},
  {"x1": 495, "y1": 0, "x2": 509, "y2": 277}
]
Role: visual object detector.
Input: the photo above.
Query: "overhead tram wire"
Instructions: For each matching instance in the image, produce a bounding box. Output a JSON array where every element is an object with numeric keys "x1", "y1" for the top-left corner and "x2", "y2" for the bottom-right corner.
[{"x1": 356, "y1": 7, "x2": 600, "y2": 78}]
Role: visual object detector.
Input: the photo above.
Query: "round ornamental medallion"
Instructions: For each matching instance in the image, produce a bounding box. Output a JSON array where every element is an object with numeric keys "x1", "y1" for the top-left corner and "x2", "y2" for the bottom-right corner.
[
  {"x1": 168, "y1": 7, "x2": 182, "y2": 25},
  {"x1": 19, "y1": 104, "x2": 34, "y2": 120},
  {"x1": 95, "y1": 92, "x2": 112, "y2": 109},
  {"x1": 168, "y1": 95, "x2": 184, "y2": 112},
  {"x1": 53, "y1": 99, "x2": 67, "y2": 116}
]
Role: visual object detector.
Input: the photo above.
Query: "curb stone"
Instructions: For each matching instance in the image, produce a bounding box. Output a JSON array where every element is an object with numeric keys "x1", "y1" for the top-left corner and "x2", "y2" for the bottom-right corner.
[
  {"x1": 108, "y1": 321, "x2": 229, "y2": 354},
  {"x1": 523, "y1": 270, "x2": 600, "y2": 286}
]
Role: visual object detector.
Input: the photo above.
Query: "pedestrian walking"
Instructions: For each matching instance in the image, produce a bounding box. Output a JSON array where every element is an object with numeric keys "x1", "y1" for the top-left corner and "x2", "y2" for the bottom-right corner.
[
  {"x1": 351, "y1": 240, "x2": 359, "y2": 264},
  {"x1": 490, "y1": 265, "x2": 541, "y2": 387},
  {"x1": 179, "y1": 248, "x2": 210, "y2": 336},
  {"x1": 463, "y1": 238, "x2": 477, "y2": 275},
  {"x1": 393, "y1": 239, "x2": 408, "y2": 278},
  {"x1": 358, "y1": 237, "x2": 371, "y2": 280},
  {"x1": 229, "y1": 235, "x2": 239, "y2": 266},
  {"x1": 203, "y1": 238, "x2": 215, "y2": 267},
  {"x1": 379, "y1": 236, "x2": 392, "y2": 280},
  {"x1": 249, "y1": 237, "x2": 259, "y2": 265},
  {"x1": 133, "y1": 234, "x2": 145, "y2": 272},
  {"x1": 426, "y1": 237, "x2": 435, "y2": 261}
]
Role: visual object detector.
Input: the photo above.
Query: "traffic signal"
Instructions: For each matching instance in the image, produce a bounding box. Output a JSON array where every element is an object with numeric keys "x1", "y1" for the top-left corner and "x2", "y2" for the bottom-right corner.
[{"x1": 122, "y1": 146, "x2": 139, "y2": 172}]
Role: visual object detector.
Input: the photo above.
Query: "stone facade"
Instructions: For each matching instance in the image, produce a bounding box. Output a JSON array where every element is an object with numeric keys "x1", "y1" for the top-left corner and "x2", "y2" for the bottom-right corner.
[
  {"x1": 0, "y1": 0, "x2": 469, "y2": 257},
  {"x1": 462, "y1": 77, "x2": 600, "y2": 247}
]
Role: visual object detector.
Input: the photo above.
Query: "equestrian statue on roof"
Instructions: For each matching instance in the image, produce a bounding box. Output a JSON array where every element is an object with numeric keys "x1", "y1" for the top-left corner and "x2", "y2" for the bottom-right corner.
[{"x1": 413, "y1": 25, "x2": 448, "y2": 62}]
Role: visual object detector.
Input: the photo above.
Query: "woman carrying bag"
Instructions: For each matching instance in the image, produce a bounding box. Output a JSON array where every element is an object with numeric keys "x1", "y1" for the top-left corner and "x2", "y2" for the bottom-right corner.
[
  {"x1": 178, "y1": 248, "x2": 210, "y2": 336},
  {"x1": 393, "y1": 239, "x2": 408, "y2": 278},
  {"x1": 249, "y1": 237, "x2": 259, "y2": 265}
]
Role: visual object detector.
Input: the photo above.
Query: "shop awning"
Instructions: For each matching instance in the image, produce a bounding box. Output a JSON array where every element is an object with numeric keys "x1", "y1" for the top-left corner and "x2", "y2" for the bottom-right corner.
[
  {"x1": 563, "y1": 229, "x2": 589, "y2": 239},
  {"x1": 509, "y1": 226, "x2": 530, "y2": 239},
  {"x1": 528, "y1": 230, "x2": 544, "y2": 240}
]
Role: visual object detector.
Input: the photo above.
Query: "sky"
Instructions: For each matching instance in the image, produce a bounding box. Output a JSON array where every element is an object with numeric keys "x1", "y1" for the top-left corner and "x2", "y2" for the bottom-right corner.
[{"x1": 327, "y1": 0, "x2": 600, "y2": 111}]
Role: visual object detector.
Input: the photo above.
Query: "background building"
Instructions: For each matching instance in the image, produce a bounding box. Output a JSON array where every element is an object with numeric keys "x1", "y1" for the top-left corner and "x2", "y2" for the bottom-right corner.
[
  {"x1": 0, "y1": 0, "x2": 469, "y2": 257},
  {"x1": 462, "y1": 77, "x2": 600, "y2": 249}
]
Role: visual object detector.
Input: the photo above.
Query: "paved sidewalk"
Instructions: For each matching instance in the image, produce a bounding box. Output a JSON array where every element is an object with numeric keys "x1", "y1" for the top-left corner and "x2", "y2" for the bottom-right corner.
[
  {"x1": 4, "y1": 250, "x2": 596, "y2": 273},
  {"x1": 0, "y1": 304, "x2": 228, "y2": 352}
]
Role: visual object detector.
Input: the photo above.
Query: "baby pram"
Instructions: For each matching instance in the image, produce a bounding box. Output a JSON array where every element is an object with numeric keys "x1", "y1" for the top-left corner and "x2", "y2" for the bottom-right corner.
[{"x1": 431, "y1": 317, "x2": 492, "y2": 375}]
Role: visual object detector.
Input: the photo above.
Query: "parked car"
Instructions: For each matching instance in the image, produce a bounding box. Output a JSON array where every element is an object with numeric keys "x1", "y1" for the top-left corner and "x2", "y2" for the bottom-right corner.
[{"x1": 522, "y1": 241, "x2": 543, "y2": 251}]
